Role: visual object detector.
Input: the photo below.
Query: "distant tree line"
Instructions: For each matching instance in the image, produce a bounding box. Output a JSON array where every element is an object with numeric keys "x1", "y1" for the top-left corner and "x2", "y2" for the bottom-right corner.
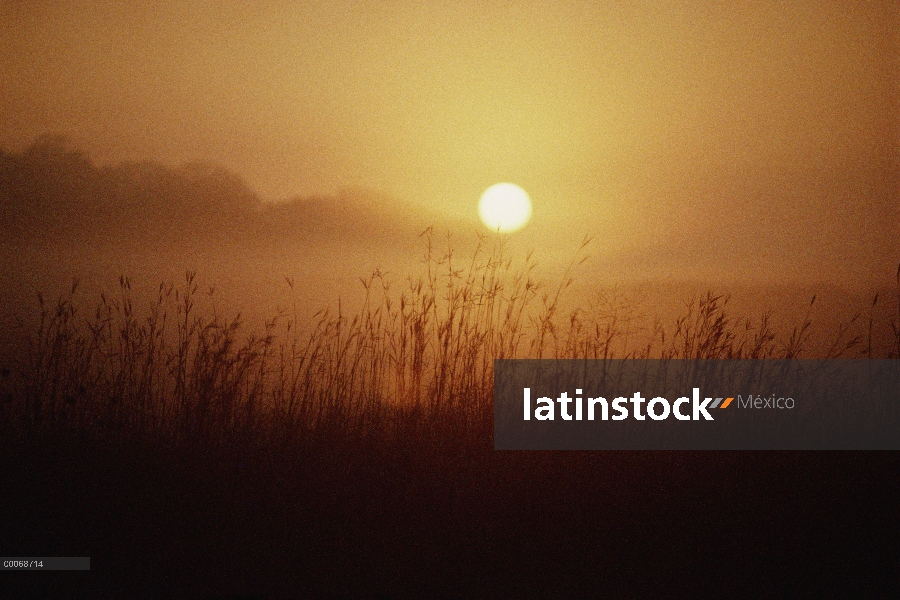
[{"x1": 0, "y1": 135, "x2": 410, "y2": 249}]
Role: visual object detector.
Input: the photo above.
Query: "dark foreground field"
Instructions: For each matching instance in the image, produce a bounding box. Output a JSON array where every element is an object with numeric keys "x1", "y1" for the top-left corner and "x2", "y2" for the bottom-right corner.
[
  {"x1": 4, "y1": 427, "x2": 900, "y2": 598},
  {"x1": 2, "y1": 251, "x2": 899, "y2": 598}
]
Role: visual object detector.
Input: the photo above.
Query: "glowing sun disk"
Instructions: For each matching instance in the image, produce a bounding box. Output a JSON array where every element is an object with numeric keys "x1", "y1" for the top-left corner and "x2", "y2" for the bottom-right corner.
[{"x1": 478, "y1": 183, "x2": 532, "y2": 233}]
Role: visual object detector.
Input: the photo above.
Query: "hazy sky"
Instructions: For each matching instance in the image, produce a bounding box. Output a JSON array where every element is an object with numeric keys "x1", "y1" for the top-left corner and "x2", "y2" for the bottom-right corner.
[{"x1": 1, "y1": 0, "x2": 897, "y2": 284}]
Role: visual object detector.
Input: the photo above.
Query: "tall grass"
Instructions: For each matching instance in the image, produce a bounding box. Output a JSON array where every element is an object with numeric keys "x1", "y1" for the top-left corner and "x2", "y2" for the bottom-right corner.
[{"x1": 2, "y1": 232, "x2": 898, "y2": 451}]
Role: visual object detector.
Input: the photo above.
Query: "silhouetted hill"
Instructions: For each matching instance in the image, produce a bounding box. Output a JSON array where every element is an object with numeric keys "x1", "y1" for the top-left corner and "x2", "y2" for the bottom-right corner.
[{"x1": 0, "y1": 136, "x2": 425, "y2": 251}]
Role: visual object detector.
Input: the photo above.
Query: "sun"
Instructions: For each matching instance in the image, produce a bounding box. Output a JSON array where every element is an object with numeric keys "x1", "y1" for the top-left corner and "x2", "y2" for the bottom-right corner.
[{"x1": 478, "y1": 183, "x2": 532, "y2": 233}]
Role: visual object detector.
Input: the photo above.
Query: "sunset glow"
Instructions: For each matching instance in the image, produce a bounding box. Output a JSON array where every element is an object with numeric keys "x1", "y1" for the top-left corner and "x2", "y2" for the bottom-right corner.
[{"x1": 1, "y1": 2, "x2": 898, "y2": 597}]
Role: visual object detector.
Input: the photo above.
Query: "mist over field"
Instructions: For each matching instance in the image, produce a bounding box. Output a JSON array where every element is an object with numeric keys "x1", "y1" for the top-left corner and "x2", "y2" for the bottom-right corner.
[
  {"x1": 1, "y1": 136, "x2": 897, "y2": 362},
  {"x1": 0, "y1": 137, "x2": 434, "y2": 350}
]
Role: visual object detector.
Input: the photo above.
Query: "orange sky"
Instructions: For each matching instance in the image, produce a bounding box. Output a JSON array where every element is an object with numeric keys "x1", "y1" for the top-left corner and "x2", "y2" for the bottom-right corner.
[{"x1": 1, "y1": 0, "x2": 897, "y2": 284}]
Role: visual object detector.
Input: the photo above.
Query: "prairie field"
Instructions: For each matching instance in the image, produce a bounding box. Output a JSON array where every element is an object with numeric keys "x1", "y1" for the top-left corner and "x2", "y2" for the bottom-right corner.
[{"x1": 2, "y1": 234, "x2": 898, "y2": 598}]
